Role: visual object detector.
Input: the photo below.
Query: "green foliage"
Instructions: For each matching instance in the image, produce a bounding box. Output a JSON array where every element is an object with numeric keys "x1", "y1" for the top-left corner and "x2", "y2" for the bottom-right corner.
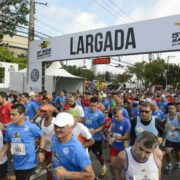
[
  {"x1": 115, "y1": 72, "x2": 132, "y2": 84},
  {"x1": 143, "y1": 59, "x2": 166, "y2": 87},
  {"x1": 105, "y1": 71, "x2": 111, "y2": 81},
  {"x1": 0, "y1": 47, "x2": 27, "y2": 69},
  {"x1": 65, "y1": 65, "x2": 94, "y2": 81},
  {"x1": 0, "y1": 0, "x2": 29, "y2": 40}
]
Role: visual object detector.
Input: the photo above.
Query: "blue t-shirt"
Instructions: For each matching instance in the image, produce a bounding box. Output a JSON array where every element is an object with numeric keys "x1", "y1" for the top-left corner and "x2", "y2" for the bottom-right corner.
[
  {"x1": 24, "y1": 101, "x2": 39, "y2": 120},
  {"x1": 157, "y1": 100, "x2": 168, "y2": 114},
  {"x1": 122, "y1": 107, "x2": 130, "y2": 119},
  {"x1": 130, "y1": 108, "x2": 140, "y2": 118},
  {"x1": 152, "y1": 109, "x2": 164, "y2": 121},
  {"x1": 100, "y1": 99, "x2": 110, "y2": 110},
  {"x1": 52, "y1": 135, "x2": 91, "y2": 180},
  {"x1": 84, "y1": 108, "x2": 105, "y2": 141},
  {"x1": 111, "y1": 117, "x2": 131, "y2": 151},
  {"x1": 58, "y1": 97, "x2": 66, "y2": 111},
  {"x1": 5, "y1": 120, "x2": 43, "y2": 170}
]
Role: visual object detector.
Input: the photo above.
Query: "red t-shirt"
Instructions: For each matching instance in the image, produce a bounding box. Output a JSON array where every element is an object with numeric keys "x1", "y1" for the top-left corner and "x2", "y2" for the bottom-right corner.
[
  {"x1": 0, "y1": 103, "x2": 12, "y2": 124},
  {"x1": 104, "y1": 117, "x2": 111, "y2": 129}
]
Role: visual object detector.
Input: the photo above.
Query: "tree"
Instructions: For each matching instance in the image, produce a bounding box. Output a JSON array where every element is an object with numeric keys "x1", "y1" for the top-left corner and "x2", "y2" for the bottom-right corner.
[
  {"x1": 0, "y1": 46, "x2": 27, "y2": 81},
  {"x1": 0, "y1": 0, "x2": 29, "y2": 40},
  {"x1": 127, "y1": 61, "x2": 146, "y2": 87},
  {"x1": 143, "y1": 59, "x2": 166, "y2": 87},
  {"x1": 167, "y1": 63, "x2": 180, "y2": 88},
  {"x1": 105, "y1": 71, "x2": 111, "y2": 82}
]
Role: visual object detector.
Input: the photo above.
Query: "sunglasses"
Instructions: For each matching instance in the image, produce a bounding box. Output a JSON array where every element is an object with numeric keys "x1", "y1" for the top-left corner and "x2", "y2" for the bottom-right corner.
[{"x1": 141, "y1": 110, "x2": 150, "y2": 114}]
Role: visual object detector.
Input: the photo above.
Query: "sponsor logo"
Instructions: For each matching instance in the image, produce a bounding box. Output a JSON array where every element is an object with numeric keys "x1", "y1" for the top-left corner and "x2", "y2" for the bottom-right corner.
[
  {"x1": 63, "y1": 147, "x2": 69, "y2": 155},
  {"x1": 31, "y1": 69, "x2": 39, "y2": 82},
  {"x1": 37, "y1": 41, "x2": 51, "y2": 59},
  {"x1": 171, "y1": 23, "x2": 180, "y2": 46}
]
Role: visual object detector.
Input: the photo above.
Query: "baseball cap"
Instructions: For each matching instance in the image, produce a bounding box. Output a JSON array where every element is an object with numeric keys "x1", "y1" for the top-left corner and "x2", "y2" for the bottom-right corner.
[
  {"x1": 29, "y1": 91, "x2": 35, "y2": 96},
  {"x1": 52, "y1": 112, "x2": 74, "y2": 127},
  {"x1": 102, "y1": 93, "x2": 107, "y2": 98},
  {"x1": 40, "y1": 105, "x2": 53, "y2": 112}
]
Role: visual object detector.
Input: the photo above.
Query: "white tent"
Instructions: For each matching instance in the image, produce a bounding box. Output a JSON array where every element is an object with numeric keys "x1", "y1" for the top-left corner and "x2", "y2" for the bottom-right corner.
[
  {"x1": 10, "y1": 62, "x2": 85, "y2": 93},
  {"x1": 45, "y1": 62, "x2": 84, "y2": 93}
]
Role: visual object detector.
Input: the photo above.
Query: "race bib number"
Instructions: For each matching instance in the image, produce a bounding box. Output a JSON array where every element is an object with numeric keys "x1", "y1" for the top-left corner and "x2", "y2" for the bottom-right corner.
[
  {"x1": 113, "y1": 133, "x2": 122, "y2": 142},
  {"x1": 11, "y1": 143, "x2": 26, "y2": 155},
  {"x1": 168, "y1": 131, "x2": 178, "y2": 138}
]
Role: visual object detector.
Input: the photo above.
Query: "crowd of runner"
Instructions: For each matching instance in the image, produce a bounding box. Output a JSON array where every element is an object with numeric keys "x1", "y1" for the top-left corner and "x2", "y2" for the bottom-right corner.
[{"x1": 0, "y1": 87, "x2": 180, "y2": 180}]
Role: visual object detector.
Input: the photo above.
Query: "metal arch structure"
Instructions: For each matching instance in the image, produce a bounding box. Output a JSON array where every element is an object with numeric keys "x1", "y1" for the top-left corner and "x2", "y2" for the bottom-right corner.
[{"x1": 28, "y1": 14, "x2": 180, "y2": 91}]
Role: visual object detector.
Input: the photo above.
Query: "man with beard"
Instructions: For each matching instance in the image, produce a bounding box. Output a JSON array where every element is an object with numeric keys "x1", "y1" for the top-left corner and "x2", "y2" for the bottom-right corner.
[{"x1": 68, "y1": 96, "x2": 84, "y2": 122}]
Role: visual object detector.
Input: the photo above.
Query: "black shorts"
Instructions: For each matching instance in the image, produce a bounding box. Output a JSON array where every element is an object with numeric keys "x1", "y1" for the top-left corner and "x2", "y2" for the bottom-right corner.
[
  {"x1": 14, "y1": 168, "x2": 34, "y2": 180},
  {"x1": 0, "y1": 161, "x2": 7, "y2": 179},
  {"x1": 165, "y1": 139, "x2": 180, "y2": 151},
  {"x1": 89, "y1": 140, "x2": 103, "y2": 157}
]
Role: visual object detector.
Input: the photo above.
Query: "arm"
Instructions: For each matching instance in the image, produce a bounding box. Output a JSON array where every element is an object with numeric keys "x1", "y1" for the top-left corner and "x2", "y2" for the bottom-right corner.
[
  {"x1": 37, "y1": 134, "x2": 46, "y2": 162},
  {"x1": 130, "y1": 119, "x2": 137, "y2": 145},
  {"x1": 89, "y1": 124, "x2": 104, "y2": 136},
  {"x1": 154, "y1": 148, "x2": 163, "y2": 180},
  {"x1": 84, "y1": 138, "x2": 95, "y2": 148},
  {"x1": 115, "y1": 132, "x2": 130, "y2": 141},
  {"x1": 114, "y1": 151, "x2": 127, "y2": 180},
  {"x1": 54, "y1": 164, "x2": 95, "y2": 180},
  {"x1": 0, "y1": 143, "x2": 10, "y2": 161}
]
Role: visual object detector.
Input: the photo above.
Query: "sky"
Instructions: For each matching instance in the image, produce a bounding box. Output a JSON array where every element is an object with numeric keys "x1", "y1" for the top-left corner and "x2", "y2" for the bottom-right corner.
[{"x1": 34, "y1": 0, "x2": 180, "y2": 74}]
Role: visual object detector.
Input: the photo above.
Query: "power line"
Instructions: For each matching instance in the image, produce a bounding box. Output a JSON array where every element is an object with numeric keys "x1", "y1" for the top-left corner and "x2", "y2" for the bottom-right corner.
[
  {"x1": 35, "y1": 10, "x2": 81, "y2": 34},
  {"x1": 93, "y1": 0, "x2": 127, "y2": 23},
  {"x1": 108, "y1": 0, "x2": 134, "y2": 21},
  {"x1": 35, "y1": 19, "x2": 64, "y2": 34},
  {"x1": 100, "y1": 0, "x2": 128, "y2": 20},
  {"x1": 37, "y1": 4, "x2": 93, "y2": 30}
]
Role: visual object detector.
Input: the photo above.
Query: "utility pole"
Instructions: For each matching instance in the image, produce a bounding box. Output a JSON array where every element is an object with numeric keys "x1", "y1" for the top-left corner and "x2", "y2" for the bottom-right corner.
[
  {"x1": 27, "y1": 0, "x2": 47, "y2": 92},
  {"x1": 27, "y1": 0, "x2": 35, "y2": 91}
]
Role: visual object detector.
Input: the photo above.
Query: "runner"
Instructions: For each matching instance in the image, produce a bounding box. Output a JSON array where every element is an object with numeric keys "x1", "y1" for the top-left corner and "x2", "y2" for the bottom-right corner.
[
  {"x1": 40, "y1": 104, "x2": 55, "y2": 180},
  {"x1": 0, "y1": 103, "x2": 46, "y2": 180},
  {"x1": 51, "y1": 112, "x2": 95, "y2": 180},
  {"x1": 108, "y1": 107, "x2": 131, "y2": 178},
  {"x1": 0, "y1": 91, "x2": 12, "y2": 130},
  {"x1": 114, "y1": 131, "x2": 163, "y2": 180},
  {"x1": 20, "y1": 92, "x2": 39, "y2": 122},
  {"x1": 164, "y1": 102, "x2": 180, "y2": 174},
  {"x1": 130, "y1": 102, "x2": 164, "y2": 144},
  {"x1": 84, "y1": 96, "x2": 107, "y2": 177}
]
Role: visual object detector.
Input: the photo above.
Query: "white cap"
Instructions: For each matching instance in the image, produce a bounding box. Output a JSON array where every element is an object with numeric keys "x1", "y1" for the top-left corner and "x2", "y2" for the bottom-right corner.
[
  {"x1": 29, "y1": 91, "x2": 35, "y2": 96},
  {"x1": 102, "y1": 93, "x2": 107, "y2": 98},
  {"x1": 52, "y1": 112, "x2": 74, "y2": 127}
]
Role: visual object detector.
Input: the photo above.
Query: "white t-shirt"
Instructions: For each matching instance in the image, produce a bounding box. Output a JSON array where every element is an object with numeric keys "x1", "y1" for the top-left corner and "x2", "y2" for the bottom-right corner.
[
  {"x1": 41, "y1": 118, "x2": 55, "y2": 152},
  {"x1": 75, "y1": 105, "x2": 85, "y2": 118},
  {"x1": 0, "y1": 130, "x2": 7, "y2": 165},
  {"x1": 72, "y1": 122, "x2": 92, "y2": 153}
]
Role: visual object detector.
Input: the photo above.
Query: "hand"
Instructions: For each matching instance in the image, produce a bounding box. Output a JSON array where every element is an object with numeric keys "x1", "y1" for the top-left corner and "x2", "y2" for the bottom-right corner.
[
  {"x1": 54, "y1": 166, "x2": 67, "y2": 179},
  {"x1": 89, "y1": 128, "x2": 96, "y2": 136},
  {"x1": 38, "y1": 152, "x2": 45, "y2": 163},
  {"x1": 109, "y1": 137, "x2": 115, "y2": 145},
  {"x1": 0, "y1": 123, "x2": 4, "y2": 130},
  {"x1": 170, "y1": 125, "x2": 176, "y2": 131}
]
